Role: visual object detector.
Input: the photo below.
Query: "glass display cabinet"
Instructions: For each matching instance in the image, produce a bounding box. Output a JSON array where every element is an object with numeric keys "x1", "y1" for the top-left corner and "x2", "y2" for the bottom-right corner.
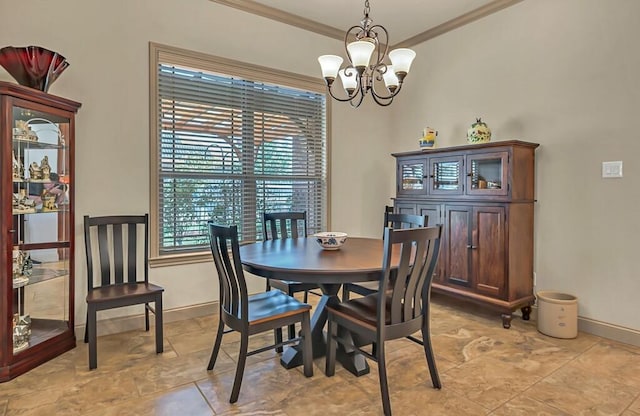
[
  {"x1": 392, "y1": 140, "x2": 539, "y2": 328},
  {"x1": 1, "y1": 81, "x2": 80, "y2": 381}
]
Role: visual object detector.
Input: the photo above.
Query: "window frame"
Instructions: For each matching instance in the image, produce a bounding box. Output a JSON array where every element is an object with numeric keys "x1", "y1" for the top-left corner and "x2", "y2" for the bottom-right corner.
[{"x1": 148, "y1": 42, "x2": 331, "y2": 267}]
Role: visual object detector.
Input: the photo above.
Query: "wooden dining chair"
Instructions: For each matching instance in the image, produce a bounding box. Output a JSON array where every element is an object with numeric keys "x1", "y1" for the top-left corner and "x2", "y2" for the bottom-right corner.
[
  {"x1": 207, "y1": 222, "x2": 313, "y2": 403},
  {"x1": 83, "y1": 214, "x2": 164, "y2": 370},
  {"x1": 326, "y1": 225, "x2": 442, "y2": 416},
  {"x1": 341, "y1": 209, "x2": 428, "y2": 301},
  {"x1": 263, "y1": 212, "x2": 320, "y2": 343}
]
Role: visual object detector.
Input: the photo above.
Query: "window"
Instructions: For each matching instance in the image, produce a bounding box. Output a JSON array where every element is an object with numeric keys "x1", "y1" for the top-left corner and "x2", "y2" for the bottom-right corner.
[{"x1": 149, "y1": 43, "x2": 328, "y2": 264}]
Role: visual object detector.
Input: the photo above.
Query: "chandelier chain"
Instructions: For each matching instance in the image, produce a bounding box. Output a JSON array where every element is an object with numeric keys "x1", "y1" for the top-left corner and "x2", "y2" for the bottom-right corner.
[{"x1": 364, "y1": 0, "x2": 370, "y2": 18}]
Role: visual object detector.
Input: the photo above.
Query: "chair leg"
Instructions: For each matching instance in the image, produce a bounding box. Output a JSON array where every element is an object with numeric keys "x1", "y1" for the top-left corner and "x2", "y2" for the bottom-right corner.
[
  {"x1": 377, "y1": 341, "x2": 392, "y2": 416},
  {"x1": 87, "y1": 305, "x2": 98, "y2": 370},
  {"x1": 287, "y1": 288, "x2": 297, "y2": 340},
  {"x1": 303, "y1": 290, "x2": 309, "y2": 303},
  {"x1": 230, "y1": 332, "x2": 249, "y2": 403},
  {"x1": 155, "y1": 295, "x2": 164, "y2": 354},
  {"x1": 325, "y1": 314, "x2": 337, "y2": 377},
  {"x1": 207, "y1": 316, "x2": 226, "y2": 371},
  {"x1": 301, "y1": 311, "x2": 313, "y2": 377},
  {"x1": 287, "y1": 323, "x2": 297, "y2": 342},
  {"x1": 145, "y1": 302, "x2": 150, "y2": 332},
  {"x1": 265, "y1": 278, "x2": 271, "y2": 292},
  {"x1": 342, "y1": 285, "x2": 350, "y2": 302},
  {"x1": 83, "y1": 310, "x2": 89, "y2": 343},
  {"x1": 274, "y1": 327, "x2": 283, "y2": 353},
  {"x1": 421, "y1": 325, "x2": 441, "y2": 389}
]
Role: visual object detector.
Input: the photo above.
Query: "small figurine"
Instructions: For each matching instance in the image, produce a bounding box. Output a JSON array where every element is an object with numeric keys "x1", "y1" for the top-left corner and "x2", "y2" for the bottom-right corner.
[
  {"x1": 467, "y1": 118, "x2": 492, "y2": 144},
  {"x1": 14, "y1": 120, "x2": 38, "y2": 141},
  {"x1": 40, "y1": 155, "x2": 51, "y2": 180},
  {"x1": 13, "y1": 313, "x2": 31, "y2": 352},
  {"x1": 41, "y1": 189, "x2": 57, "y2": 211},
  {"x1": 12, "y1": 250, "x2": 32, "y2": 288},
  {"x1": 29, "y1": 162, "x2": 43, "y2": 180},
  {"x1": 12, "y1": 150, "x2": 24, "y2": 180},
  {"x1": 12, "y1": 189, "x2": 36, "y2": 213},
  {"x1": 419, "y1": 127, "x2": 437, "y2": 149}
]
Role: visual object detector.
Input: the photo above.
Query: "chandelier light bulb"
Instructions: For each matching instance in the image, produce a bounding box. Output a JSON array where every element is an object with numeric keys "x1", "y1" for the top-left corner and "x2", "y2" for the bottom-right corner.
[
  {"x1": 382, "y1": 66, "x2": 399, "y2": 93},
  {"x1": 389, "y1": 48, "x2": 416, "y2": 77},
  {"x1": 318, "y1": 55, "x2": 344, "y2": 80},
  {"x1": 338, "y1": 69, "x2": 358, "y2": 93},
  {"x1": 347, "y1": 41, "x2": 375, "y2": 70}
]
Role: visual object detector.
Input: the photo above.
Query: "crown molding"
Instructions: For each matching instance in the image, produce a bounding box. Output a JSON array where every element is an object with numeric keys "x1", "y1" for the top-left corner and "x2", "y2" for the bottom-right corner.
[
  {"x1": 392, "y1": 0, "x2": 525, "y2": 49},
  {"x1": 209, "y1": 0, "x2": 344, "y2": 41},
  {"x1": 211, "y1": 0, "x2": 523, "y2": 48}
]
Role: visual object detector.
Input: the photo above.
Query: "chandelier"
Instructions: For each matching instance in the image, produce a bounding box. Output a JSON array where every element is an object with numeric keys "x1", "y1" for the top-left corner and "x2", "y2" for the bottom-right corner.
[{"x1": 318, "y1": 0, "x2": 416, "y2": 107}]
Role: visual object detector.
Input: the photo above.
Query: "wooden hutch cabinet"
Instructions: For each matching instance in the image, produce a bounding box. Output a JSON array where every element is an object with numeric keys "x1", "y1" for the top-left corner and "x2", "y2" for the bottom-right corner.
[
  {"x1": 393, "y1": 140, "x2": 539, "y2": 328},
  {"x1": 0, "y1": 81, "x2": 80, "y2": 380}
]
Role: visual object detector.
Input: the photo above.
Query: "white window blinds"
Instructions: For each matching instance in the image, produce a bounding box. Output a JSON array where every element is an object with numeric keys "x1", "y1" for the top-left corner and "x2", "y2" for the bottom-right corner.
[{"x1": 154, "y1": 52, "x2": 327, "y2": 255}]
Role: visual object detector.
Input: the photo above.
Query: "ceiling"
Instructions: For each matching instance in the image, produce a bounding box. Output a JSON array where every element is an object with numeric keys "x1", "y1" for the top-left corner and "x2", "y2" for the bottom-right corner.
[{"x1": 211, "y1": 0, "x2": 522, "y2": 48}]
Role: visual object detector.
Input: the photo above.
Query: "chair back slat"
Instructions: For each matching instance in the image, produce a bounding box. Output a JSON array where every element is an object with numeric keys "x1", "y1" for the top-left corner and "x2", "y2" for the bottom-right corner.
[
  {"x1": 128, "y1": 222, "x2": 138, "y2": 283},
  {"x1": 84, "y1": 215, "x2": 149, "y2": 290},
  {"x1": 97, "y1": 224, "x2": 111, "y2": 287},
  {"x1": 380, "y1": 226, "x2": 442, "y2": 327},
  {"x1": 263, "y1": 212, "x2": 307, "y2": 241},
  {"x1": 111, "y1": 223, "x2": 124, "y2": 284},
  {"x1": 384, "y1": 212, "x2": 428, "y2": 230},
  {"x1": 208, "y1": 223, "x2": 248, "y2": 323}
]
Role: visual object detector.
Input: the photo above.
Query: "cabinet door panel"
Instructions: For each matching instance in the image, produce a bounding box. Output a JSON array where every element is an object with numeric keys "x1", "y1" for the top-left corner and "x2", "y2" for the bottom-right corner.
[
  {"x1": 394, "y1": 201, "x2": 416, "y2": 215},
  {"x1": 397, "y1": 158, "x2": 427, "y2": 196},
  {"x1": 466, "y1": 151, "x2": 509, "y2": 196},
  {"x1": 416, "y1": 203, "x2": 441, "y2": 227},
  {"x1": 443, "y1": 206, "x2": 472, "y2": 287},
  {"x1": 473, "y1": 206, "x2": 506, "y2": 298},
  {"x1": 429, "y1": 156, "x2": 464, "y2": 195}
]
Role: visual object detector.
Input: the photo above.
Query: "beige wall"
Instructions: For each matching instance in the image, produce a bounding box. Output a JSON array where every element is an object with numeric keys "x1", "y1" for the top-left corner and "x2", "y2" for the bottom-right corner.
[
  {"x1": 392, "y1": 0, "x2": 640, "y2": 331},
  {"x1": 0, "y1": 0, "x2": 393, "y2": 323},
  {"x1": 2, "y1": 0, "x2": 638, "y2": 334}
]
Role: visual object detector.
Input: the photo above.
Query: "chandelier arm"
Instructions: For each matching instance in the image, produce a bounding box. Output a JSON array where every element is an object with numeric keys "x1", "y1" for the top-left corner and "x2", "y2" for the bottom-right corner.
[
  {"x1": 369, "y1": 92, "x2": 394, "y2": 107},
  {"x1": 349, "y1": 91, "x2": 366, "y2": 108},
  {"x1": 370, "y1": 80, "x2": 404, "y2": 101},
  {"x1": 367, "y1": 24, "x2": 389, "y2": 65},
  {"x1": 326, "y1": 82, "x2": 362, "y2": 103},
  {"x1": 345, "y1": 25, "x2": 366, "y2": 53}
]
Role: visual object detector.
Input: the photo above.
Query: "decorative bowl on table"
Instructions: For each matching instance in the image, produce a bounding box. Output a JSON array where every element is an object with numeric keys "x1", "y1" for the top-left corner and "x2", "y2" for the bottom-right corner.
[
  {"x1": 0, "y1": 46, "x2": 70, "y2": 92},
  {"x1": 314, "y1": 232, "x2": 348, "y2": 250}
]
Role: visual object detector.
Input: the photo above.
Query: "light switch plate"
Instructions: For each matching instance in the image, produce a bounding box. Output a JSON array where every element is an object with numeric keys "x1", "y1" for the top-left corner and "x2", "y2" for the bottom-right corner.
[{"x1": 602, "y1": 161, "x2": 623, "y2": 178}]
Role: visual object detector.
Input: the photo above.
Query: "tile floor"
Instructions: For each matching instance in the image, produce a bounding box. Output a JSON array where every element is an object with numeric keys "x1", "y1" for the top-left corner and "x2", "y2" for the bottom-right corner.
[{"x1": 1, "y1": 293, "x2": 639, "y2": 415}]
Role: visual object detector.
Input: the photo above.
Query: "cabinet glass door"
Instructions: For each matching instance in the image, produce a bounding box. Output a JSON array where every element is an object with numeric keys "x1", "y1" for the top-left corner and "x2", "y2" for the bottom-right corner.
[
  {"x1": 466, "y1": 151, "x2": 509, "y2": 196},
  {"x1": 429, "y1": 156, "x2": 463, "y2": 195},
  {"x1": 398, "y1": 158, "x2": 427, "y2": 195},
  {"x1": 11, "y1": 105, "x2": 71, "y2": 355}
]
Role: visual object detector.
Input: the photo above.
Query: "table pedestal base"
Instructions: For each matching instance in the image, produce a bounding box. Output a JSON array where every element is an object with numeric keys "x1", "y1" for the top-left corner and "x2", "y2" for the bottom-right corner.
[{"x1": 279, "y1": 283, "x2": 370, "y2": 377}]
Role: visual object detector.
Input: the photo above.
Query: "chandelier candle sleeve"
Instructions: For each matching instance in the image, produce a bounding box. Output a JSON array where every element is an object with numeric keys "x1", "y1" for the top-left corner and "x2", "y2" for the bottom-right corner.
[{"x1": 317, "y1": 0, "x2": 416, "y2": 108}]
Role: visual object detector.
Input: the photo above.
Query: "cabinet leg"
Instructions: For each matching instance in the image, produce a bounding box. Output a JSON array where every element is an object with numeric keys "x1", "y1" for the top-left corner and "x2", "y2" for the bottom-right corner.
[
  {"x1": 521, "y1": 306, "x2": 532, "y2": 321},
  {"x1": 501, "y1": 313, "x2": 512, "y2": 329}
]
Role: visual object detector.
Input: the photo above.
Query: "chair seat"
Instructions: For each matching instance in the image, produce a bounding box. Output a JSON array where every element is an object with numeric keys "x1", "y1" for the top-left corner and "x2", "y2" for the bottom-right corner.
[
  {"x1": 247, "y1": 290, "x2": 311, "y2": 326},
  {"x1": 328, "y1": 293, "x2": 392, "y2": 328},
  {"x1": 87, "y1": 282, "x2": 164, "y2": 304}
]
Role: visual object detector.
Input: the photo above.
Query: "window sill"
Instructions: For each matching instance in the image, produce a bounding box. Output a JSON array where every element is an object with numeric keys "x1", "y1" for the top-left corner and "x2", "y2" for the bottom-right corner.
[{"x1": 149, "y1": 251, "x2": 212, "y2": 268}]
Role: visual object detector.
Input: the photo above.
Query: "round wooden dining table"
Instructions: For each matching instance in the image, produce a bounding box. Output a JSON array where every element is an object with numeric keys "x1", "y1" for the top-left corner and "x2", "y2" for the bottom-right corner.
[{"x1": 240, "y1": 236, "x2": 397, "y2": 377}]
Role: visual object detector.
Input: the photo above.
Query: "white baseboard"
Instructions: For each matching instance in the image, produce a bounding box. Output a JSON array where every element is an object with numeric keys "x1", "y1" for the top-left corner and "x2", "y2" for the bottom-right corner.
[
  {"x1": 578, "y1": 316, "x2": 640, "y2": 347},
  {"x1": 76, "y1": 301, "x2": 640, "y2": 348},
  {"x1": 74, "y1": 302, "x2": 217, "y2": 340},
  {"x1": 526, "y1": 305, "x2": 640, "y2": 347}
]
